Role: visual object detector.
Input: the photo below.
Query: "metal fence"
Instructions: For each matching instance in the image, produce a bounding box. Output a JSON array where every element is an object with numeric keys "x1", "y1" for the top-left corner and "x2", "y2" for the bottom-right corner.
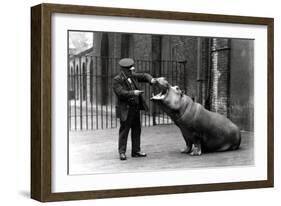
[{"x1": 68, "y1": 56, "x2": 187, "y2": 131}]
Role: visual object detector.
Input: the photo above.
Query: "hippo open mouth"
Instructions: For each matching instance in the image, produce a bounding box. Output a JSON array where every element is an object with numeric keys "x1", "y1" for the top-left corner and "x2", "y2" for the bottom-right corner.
[
  {"x1": 151, "y1": 86, "x2": 169, "y2": 100},
  {"x1": 151, "y1": 77, "x2": 170, "y2": 100}
]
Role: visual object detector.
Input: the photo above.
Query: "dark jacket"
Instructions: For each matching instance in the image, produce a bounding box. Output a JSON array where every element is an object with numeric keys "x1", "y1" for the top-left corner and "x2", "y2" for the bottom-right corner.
[{"x1": 113, "y1": 72, "x2": 153, "y2": 121}]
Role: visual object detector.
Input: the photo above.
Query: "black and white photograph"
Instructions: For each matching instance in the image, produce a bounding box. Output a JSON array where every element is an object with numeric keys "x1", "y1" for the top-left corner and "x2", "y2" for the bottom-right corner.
[
  {"x1": 29, "y1": 3, "x2": 274, "y2": 202},
  {"x1": 67, "y1": 30, "x2": 254, "y2": 175}
]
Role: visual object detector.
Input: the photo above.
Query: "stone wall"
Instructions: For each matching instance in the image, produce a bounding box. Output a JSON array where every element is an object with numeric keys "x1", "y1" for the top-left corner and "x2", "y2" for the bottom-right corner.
[
  {"x1": 229, "y1": 39, "x2": 254, "y2": 131},
  {"x1": 209, "y1": 38, "x2": 230, "y2": 117}
]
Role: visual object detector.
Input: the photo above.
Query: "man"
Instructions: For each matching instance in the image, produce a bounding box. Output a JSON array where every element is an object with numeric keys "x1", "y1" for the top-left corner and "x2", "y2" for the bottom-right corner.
[{"x1": 113, "y1": 58, "x2": 158, "y2": 160}]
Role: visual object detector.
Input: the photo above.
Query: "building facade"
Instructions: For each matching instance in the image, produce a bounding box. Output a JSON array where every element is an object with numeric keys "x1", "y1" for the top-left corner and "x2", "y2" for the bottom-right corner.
[{"x1": 68, "y1": 32, "x2": 253, "y2": 131}]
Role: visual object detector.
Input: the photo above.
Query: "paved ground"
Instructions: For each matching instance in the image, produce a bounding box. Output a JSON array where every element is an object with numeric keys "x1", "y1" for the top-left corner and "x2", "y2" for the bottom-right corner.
[{"x1": 69, "y1": 124, "x2": 254, "y2": 175}]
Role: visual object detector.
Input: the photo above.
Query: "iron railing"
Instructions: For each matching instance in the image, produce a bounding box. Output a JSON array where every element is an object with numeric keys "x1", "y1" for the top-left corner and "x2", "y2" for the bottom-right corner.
[{"x1": 68, "y1": 56, "x2": 187, "y2": 130}]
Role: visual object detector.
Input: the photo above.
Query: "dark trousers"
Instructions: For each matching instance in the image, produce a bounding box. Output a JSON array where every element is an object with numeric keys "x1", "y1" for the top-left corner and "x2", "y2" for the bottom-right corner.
[{"x1": 118, "y1": 106, "x2": 141, "y2": 154}]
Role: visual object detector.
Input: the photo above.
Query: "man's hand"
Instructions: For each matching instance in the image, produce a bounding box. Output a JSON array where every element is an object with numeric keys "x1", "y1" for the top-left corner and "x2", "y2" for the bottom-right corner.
[
  {"x1": 133, "y1": 90, "x2": 144, "y2": 96},
  {"x1": 151, "y1": 78, "x2": 157, "y2": 84}
]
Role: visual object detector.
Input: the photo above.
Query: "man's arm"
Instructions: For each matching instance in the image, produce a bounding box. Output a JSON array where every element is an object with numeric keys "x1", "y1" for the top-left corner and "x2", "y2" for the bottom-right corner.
[
  {"x1": 132, "y1": 72, "x2": 157, "y2": 84},
  {"x1": 113, "y1": 78, "x2": 143, "y2": 100}
]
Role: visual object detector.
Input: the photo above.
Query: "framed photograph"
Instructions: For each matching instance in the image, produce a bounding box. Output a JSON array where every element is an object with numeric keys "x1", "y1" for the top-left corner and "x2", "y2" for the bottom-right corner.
[{"x1": 31, "y1": 3, "x2": 274, "y2": 202}]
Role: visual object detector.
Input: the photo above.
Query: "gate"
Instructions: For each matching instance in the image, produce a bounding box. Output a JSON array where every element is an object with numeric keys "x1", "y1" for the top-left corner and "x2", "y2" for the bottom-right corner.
[{"x1": 68, "y1": 56, "x2": 187, "y2": 131}]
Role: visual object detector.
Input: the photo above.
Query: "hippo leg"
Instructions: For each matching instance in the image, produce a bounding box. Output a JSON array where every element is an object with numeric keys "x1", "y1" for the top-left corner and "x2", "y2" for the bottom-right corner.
[
  {"x1": 190, "y1": 136, "x2": 202, "y2": 156},
  {"x1": 190, "y1": 143, "x2": 202, "y2": 156},
  {"x1": 177, "y1": 125, "x2": 193, "y2": 154},
  {"x1": 178, "y1": 125, "x2": 203, "y2": 156}
]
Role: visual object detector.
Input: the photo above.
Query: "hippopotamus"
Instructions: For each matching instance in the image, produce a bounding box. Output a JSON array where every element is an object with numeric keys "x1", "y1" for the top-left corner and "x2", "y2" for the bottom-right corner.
[{"x1": 151, "y1": 78, "x2": 241, "y2": 156}]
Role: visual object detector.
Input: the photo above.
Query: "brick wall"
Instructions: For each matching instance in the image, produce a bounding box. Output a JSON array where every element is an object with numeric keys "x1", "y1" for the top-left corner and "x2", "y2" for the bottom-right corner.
[{"x1": 209, "y1": 38, "x2": 230, "y2": 116}]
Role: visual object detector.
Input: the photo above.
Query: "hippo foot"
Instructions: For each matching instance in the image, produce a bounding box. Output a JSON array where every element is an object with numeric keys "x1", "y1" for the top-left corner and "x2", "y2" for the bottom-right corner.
[{"x1": 190, "y1": 144, "x2": 202, "y2": 156}]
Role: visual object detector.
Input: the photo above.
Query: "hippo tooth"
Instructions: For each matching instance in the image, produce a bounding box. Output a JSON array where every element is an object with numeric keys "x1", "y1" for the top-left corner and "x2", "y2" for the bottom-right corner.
[
  {"x1": 152, "y1": 93, "x2": 160, "y2": 97},
  {"x1": 151, "y1": 94, "x2": 164, "y2": 100}
]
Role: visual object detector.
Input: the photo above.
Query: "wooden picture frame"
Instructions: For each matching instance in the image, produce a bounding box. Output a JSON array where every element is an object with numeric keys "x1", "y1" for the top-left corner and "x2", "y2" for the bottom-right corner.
[{"x1": 31, "y1": 3, "x2": 274, "y2": 202}]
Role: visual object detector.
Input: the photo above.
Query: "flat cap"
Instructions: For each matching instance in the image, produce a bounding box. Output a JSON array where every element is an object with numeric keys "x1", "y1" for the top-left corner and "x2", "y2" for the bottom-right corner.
[{"x1": 119, "y1": 58, "x2": 134, "y2": 68}]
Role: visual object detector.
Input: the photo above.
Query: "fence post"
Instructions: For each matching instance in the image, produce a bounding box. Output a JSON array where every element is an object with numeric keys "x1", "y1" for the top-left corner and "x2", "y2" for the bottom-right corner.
[{"x1": 69, "y1": 56, "x2": 180, "y2": 131}]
